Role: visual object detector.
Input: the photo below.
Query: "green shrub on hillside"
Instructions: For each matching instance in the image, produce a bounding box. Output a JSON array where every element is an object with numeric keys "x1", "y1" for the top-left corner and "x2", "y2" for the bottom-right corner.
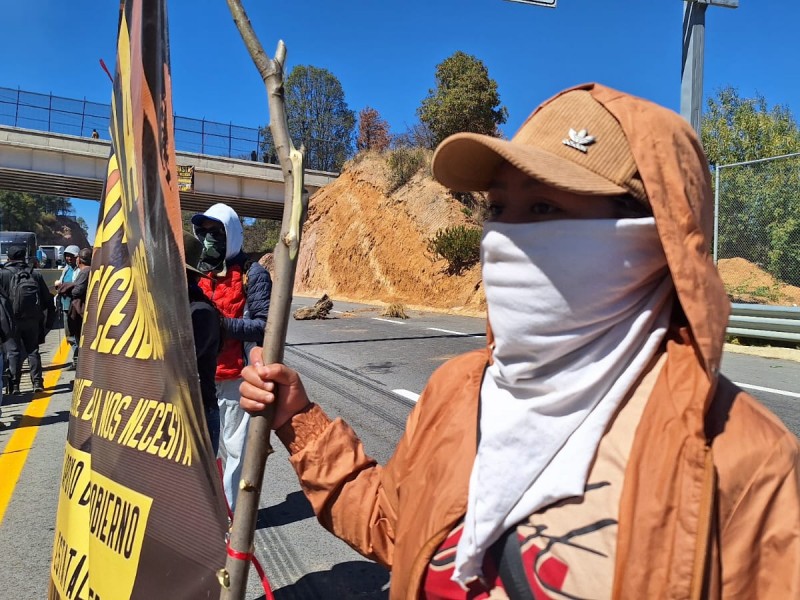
[
  {"x1": 427, "y1": 225, "x2": 482, "y2": 274},
  {"x1": 387, "y1": 148, "x2": 427, "y2": 192}
]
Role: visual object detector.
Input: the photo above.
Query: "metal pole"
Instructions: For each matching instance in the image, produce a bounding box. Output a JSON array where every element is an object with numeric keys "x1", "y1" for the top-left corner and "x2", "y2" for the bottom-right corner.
[
  {"x1": 14, "y1": 88, "x2": 20, "y2": 127},
  {"x1": 681, "y1": 1, "x2": 706, "y2": 136},
  {"x1": 716, "y1": 150, "x2": 800, "y2": 169},
  {"x1": 713, "y1": 164, "x2": 720, "y2": 263},
  {"x1": 48, "y1": 92, "x2": 53, "y2": 132}
]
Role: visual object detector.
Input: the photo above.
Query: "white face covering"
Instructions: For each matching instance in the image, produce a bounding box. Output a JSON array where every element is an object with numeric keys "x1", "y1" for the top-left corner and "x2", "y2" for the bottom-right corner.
[{"x1": 453, "y1": 217, "x2": 674, "y2": 586}]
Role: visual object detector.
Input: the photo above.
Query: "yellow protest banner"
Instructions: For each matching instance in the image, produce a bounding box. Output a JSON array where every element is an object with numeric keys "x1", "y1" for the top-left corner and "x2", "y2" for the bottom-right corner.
[
  {"x1": 51, "y1": 444, "x2": 153, "y2": 600},
  {"x1": 49, "y1": 1, "x2": 228, "y2": 597}
]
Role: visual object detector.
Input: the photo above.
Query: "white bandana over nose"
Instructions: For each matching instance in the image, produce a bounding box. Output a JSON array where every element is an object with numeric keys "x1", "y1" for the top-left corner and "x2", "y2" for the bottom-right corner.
[{"x1": 453, "y1": 217, "x2": 674, "y2": 585}]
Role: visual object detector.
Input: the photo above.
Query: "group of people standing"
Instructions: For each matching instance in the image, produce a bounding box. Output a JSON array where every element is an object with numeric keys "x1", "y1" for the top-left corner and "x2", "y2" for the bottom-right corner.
[
  {"x1": 0, "y1": 202, "x2": 272, "y2": 521},
  {"x1": 0, "y1": 244, "x2": 90, "y2": 418},
  {"x1": 2, "y1": 81, "x2": 797, "y2": 597},
  {"x1": 0, "y1": 245, "x2": 56, "y2": 408}
]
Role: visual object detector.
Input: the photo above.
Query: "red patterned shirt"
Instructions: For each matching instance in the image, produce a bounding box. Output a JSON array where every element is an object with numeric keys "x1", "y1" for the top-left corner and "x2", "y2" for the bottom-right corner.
[{"x1": 422, "y1": 354, "x2": 664, "y2": 599}]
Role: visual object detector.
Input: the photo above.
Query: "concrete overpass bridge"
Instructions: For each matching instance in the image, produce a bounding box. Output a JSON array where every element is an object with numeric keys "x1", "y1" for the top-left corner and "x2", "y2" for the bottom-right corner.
[
  {"x1": 0, "y1": 86, "x2": 338, "y2": 220},
  {"x1": 0, "y1": 125, "x2": 336, "y2": 220}
]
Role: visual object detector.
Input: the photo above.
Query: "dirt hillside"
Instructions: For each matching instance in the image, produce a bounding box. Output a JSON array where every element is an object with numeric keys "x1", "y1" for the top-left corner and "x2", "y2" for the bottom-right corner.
[
  {"x1": 39, "y1": 215, "x2": 91, "y2": 250},
  {"x1": 293, "y1": 152, "x2": 486, "y2": 316},
  {"x1": 718, "y1": 257, "x2": 800, "y2": 306},
  {"x1": 281, "y1": 154, "x2": 800, "y2": 316}
]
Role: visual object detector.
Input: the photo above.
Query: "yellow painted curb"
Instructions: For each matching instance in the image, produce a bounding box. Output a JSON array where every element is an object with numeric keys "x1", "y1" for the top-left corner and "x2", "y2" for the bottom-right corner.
[{"x1": 0, "y1": 338, "x2": 71, "y2": 524}]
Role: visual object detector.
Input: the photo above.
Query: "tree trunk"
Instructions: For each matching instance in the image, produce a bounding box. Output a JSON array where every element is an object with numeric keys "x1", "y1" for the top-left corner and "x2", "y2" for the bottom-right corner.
[{"x1": 292, "y1": 294, "x2": 333, "y2": 320}]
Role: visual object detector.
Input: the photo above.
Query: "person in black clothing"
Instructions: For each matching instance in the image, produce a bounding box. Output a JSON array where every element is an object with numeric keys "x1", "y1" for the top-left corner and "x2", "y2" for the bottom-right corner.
[
  {"x1": 57, "y1": 248, "x2": 92, "y2": 370},
  {"x1": 0, "y1": 245, "x2": 54, "y2": 394},
  {"x1": 184, "y1": 232, "x2": 221, "y2": 453}
]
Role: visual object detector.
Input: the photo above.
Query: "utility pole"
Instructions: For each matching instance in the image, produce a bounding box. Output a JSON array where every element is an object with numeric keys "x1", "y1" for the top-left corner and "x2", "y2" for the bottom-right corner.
[{"x1": 681, "y1": 0, "x2": 739, "y2": 136}]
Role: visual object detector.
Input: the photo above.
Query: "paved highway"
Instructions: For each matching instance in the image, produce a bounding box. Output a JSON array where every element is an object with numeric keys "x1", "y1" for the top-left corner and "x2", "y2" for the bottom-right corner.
[{"x1": 0, "y1": 298, "x2": 797, "y2": 599}]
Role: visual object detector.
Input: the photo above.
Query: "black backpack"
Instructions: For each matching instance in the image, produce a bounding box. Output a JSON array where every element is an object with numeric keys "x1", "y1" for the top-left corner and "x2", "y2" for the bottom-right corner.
[{"x1": 8, "y1": 266, "x2": 41, "y2": 320}]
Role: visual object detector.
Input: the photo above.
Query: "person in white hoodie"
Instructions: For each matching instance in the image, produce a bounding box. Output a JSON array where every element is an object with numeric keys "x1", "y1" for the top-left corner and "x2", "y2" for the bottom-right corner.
[{"x1": 191, "y1": 203, "x2": 272, "y2": 514}]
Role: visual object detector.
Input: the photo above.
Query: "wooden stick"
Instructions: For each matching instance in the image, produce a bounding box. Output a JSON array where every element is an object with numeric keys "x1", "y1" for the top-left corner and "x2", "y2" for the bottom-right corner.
[{"x1": 220, "y1": 2, "x2": 307, "y2": 597}]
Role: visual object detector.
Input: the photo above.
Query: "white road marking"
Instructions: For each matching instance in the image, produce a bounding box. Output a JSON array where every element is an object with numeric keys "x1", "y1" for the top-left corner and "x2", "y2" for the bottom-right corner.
[
  {"x1": 373, "y1": 317, "x2": 406, "y2": 325},
  {"x1": 331, "y1": 310, "x2": 345, "y2": 314},
  {"x1": 393, "y1": 389, "x2": 420, "y2": 402},
  {"x1": 427, "y1": 327, "x2": 477, "y2": 336},
  {"x1": 733, "y1": 382, "x2": 800, "y2": 399}
]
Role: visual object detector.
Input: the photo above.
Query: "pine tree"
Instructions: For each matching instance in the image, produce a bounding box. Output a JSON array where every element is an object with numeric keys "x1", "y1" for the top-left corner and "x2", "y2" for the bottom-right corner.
[{"x1": 417, "y1": 51, "x2": 508, "y2": 149}]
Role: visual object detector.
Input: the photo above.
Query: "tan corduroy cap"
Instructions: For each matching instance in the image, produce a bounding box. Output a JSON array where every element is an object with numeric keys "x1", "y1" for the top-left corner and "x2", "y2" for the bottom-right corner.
[{"x1": 431, "y1": 88, "x2": 647, "y2": 203}]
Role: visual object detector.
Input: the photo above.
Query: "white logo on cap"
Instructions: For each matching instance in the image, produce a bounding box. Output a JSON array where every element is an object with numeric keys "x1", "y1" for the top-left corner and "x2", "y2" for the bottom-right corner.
[{"x1": 563, "y1": 128, "x2": 595, "y2": 153}]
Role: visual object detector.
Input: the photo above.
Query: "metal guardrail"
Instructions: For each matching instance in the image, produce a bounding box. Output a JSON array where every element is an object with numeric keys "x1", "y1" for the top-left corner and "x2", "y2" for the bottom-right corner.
[{"x1": 728, "y1": 303, "x2": 800, "y2": 343}]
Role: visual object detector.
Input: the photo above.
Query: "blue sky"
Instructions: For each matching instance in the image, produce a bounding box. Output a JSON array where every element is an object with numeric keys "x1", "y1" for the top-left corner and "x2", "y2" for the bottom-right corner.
[{"x1": 2, "y1": 0, "x2": 798, "y2": 242}]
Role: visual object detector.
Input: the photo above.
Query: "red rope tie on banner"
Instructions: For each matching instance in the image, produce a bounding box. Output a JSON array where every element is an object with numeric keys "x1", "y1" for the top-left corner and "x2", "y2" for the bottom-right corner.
[
  {"x1": 225, "y1": 544, "x2": 253, "y2": 562},
  {"x1": 218, "y1": 459, "x2": 275, "y2": 600},
  {"x1": 226, "y1": 541, "x2": 275, "y2": 600}
]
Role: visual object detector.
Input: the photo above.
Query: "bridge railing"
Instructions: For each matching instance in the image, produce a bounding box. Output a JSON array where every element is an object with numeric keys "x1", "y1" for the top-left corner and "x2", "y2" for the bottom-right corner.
[
  {"x1": 0, "y1": 86, "x2": 273, "y2": 163},
  {"x1": 0, "y1": 87, "x2": 109, "y2": 141}
]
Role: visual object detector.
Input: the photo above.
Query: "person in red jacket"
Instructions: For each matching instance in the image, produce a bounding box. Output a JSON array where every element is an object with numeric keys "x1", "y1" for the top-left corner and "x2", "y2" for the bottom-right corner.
[{"x1": 191, "y1": 202, "x2": 272, "y2": 514}]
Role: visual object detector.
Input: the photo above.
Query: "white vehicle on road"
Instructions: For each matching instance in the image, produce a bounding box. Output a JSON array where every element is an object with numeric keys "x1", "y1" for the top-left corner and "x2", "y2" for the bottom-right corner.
[{"x1": 39, "y1": 244, "x2": 65, "y2": 267}]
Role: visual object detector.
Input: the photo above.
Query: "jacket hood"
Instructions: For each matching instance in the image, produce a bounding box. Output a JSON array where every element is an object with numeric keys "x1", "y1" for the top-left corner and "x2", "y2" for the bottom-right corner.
[
  {"x1": 580, "y1": 83, "x2": 729, "y2": 377},
  {"x1": 476, "y1": 84, "x2": 729, "y2": 384},
  {"x1": 192, "y1": 203, "x2": 244, "y2": 261}
]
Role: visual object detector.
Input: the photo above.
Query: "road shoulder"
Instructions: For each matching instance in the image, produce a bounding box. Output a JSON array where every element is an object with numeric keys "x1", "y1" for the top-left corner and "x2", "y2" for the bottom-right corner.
[{"x1": 724, "y1": 342, "x2": 800, "y2": 363}]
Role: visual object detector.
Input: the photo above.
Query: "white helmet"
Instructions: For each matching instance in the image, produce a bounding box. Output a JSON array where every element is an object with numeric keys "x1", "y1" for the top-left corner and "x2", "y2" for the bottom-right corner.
[{"x1": 64, "y1": 245, "x2": 80, "y2": 257}]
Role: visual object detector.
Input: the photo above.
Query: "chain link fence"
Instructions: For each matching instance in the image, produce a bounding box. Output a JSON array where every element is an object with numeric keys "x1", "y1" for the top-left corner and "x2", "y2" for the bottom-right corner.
[
  {"x1": 0, "y1": 86, "x2": 338, "y2": 169},
  {"x1": 713, "y1": 152, "x2": 800, "y2": 306}
]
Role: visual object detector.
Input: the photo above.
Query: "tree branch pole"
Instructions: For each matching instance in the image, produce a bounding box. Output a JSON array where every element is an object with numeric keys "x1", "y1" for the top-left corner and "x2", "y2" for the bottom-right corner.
[{"x1": 221, "y1": 2, "x2": 307, "y2": 598}]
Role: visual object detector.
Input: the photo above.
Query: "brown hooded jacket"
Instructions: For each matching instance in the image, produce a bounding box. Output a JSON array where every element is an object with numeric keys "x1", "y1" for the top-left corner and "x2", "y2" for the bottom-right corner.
[{"x1": 276, "y1": 83, "x2": 800, "y2": 599}]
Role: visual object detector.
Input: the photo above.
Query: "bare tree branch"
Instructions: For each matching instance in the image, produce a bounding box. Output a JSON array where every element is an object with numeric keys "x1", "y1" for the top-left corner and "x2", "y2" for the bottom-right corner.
[
  {"x1": 220, "y1": 2, "x2": 309, "y2": 598},
  {"x1": 225, "y1": 0, "x2": 273, "y2": 77}
]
